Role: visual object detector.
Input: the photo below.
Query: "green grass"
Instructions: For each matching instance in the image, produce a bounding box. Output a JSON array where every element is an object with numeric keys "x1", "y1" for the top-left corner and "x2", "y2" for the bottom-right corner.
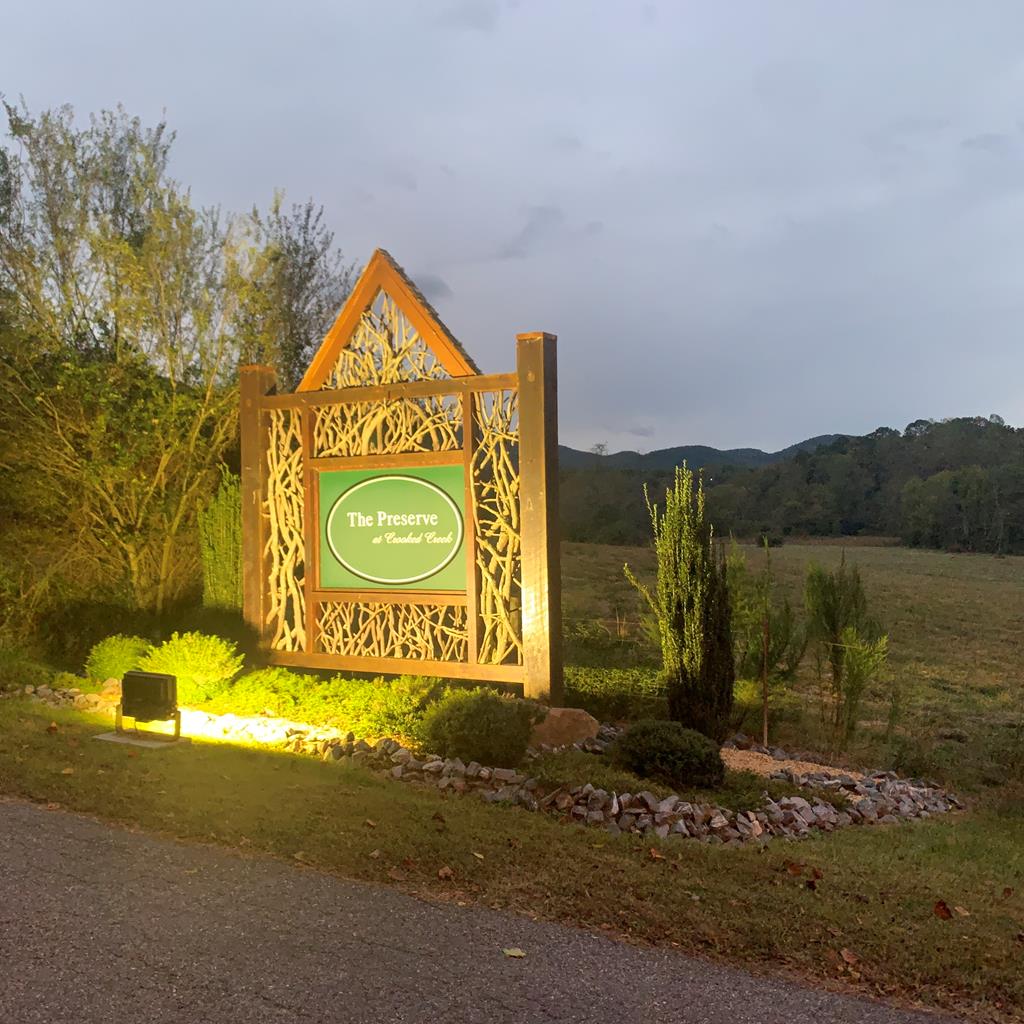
[
  {"x1": 1, "y1": 700, "x2": 1022, "y2": 1021},
  {"x1": 562, "y1": 540, "x2": 1024, "y2": 789}
]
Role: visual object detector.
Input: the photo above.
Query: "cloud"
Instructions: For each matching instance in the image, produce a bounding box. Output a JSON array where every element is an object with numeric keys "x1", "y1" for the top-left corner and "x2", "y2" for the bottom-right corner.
[
  {"x1": 413, "y1": 272, "x2": 454, "y2": 302},
  {"x1": 431, "y1": 0, "x2": 499, "y2": 32},
  {"x1": 496, "y1": 205, "x2": 565, "y2": 260},
  {"x1": 961, "y1": 133, "x2": 1015, "y2": 158}
]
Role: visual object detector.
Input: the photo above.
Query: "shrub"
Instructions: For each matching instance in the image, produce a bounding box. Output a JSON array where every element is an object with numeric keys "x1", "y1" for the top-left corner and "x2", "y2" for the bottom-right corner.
[
  {"x1": 625, "y1": 464, "x2": 735, "y2": 742},
  {"x1": 198, "y1": 469, "x2": 242, "y2": 611},
  {"x1": 564, "y1": 666, "x2": 667, "y2": 721},
  {"x1": 139, "y1": 631, "x2": 244, "y2": 705},
  {"x1": 0, "y1": 647, "x2": 54, "y2": 693},
  {"x1": 418, "y1": 688, "x2": 543, "y2": 767},
  {"x1": 84, "y1": 634, "x2": 151, "y2": 682},
  {"x1": 203, "y1": 667, "x2": 310, "y2": 718},
  {"x1": 330, "y1": 675, "x2": 449, "y2": 740},
  {"x1": 610, "y1": 719, "x2": 725, "y2": 789}
]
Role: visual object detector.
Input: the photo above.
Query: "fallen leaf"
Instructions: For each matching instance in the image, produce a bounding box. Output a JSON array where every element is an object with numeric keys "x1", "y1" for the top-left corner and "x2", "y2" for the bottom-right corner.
[
  {"x1": 954, "y1": 905, "x2": 970, "y2": 917},
  {"x1": 785, "y1": 861, "x2": 804, "y2": 876},
  {"x1": 805, "y1": 879, "x2": 818, "y2": 892},
  {"x1": 45, "y1": 802, "x2": 61, "y2": 811},
  {"x1": 502, "y1": 947, "x2": 526, "y2": 959},
  {"x1": 368, "y1": 849, "x2": 382, "y2": 860},
  {"x1": 811, "y1": 867, "x2": 823, "y2": 880},
  {"x1": 401, "y1": 857, "x2": 416, "y2": 869},
  {"x1": 841, "y1": 948, "x2": 859, "y2": 965},
  {"x1": 648, "y1": 847, "x2": 665, "y2": 861},
  {"x1": 437, "y1": 865, "x2": 455, "y2": 881},
  {"x1": 933, "y1": 900, "x2": 953, "y2": 920},
  {"x1": 364, "y1": 819, "x2": 377, "y2": 829},
  {"x1": 60, "y1": 767, "x2": 74, "y2": 775},
  {"x1": 293, "y1": 851, "x2": 307, "y2": 862},
  {"x1": 46, "y1": 722, "x2": 58, "y2": 734},
  {"x1": 471, "y1": 851, "x2": 485, "y2": 861},
  {"x1": 387, "y1": 867, "x2": 406, "y2": 882},
  {"x1": 1002, "y1": 887, "x2": 1014, "y2": 899}
]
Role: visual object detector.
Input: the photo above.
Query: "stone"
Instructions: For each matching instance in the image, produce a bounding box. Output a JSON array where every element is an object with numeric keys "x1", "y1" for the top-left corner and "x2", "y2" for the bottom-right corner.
[
  {"x1": 529, "y1": 707, "x2": 599, "y2": 748},
  {"x1": 491, "y1": 767, "x2": 518, "y2": 783},
  {"x1": 656, "y1": 795, "x2": 680, "y2": 815}
]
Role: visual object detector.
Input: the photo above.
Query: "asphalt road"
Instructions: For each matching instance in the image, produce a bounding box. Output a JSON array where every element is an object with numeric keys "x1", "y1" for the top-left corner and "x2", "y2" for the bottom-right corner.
[{"x1": 0, "y1": 798, "x2": 958, "y2": 1024}]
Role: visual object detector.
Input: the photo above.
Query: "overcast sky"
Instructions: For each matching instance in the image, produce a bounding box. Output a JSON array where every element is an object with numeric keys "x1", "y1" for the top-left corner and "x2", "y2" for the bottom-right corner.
[{"x1": 5, "y1": 1, "x2": 1024, "y2": 452}]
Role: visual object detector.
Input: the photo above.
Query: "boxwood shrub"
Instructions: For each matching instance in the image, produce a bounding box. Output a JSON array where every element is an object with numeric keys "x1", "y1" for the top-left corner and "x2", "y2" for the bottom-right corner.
[
  {"x1": 139, "y1": 631, "x2": 244, "y2": 705},
  {"x1": 610, "y1": 719, "x2": 725, "y2": 789},
  {"x1": 84, "y1": 634, "x2": 152, "y2": 683},
  {"x1": 418, "y1": 688, "x2": 544, "y2": 767}
]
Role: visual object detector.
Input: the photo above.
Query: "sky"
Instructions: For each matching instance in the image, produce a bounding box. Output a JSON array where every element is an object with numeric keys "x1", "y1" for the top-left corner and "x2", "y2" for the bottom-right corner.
[{"x1": 4, "y1": 0, "x2": 1024, "y2": 453}]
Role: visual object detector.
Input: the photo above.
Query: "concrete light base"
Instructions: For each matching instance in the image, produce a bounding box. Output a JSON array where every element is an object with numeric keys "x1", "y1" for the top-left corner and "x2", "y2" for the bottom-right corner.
[{"x1": 93, "y1": 732, "x2": 191, "y2": 750}]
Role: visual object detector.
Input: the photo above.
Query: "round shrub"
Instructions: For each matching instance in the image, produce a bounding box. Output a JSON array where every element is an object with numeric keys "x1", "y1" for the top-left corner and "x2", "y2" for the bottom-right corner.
[
  {"x1": 139, "y1": 631, "x2": 244, "y2": 705},
  {"x1": 203, "y1": 666, "x2": 308, "y2": 718},
  {"x1": 610, "y1": 719, "x2": 725, "y2": 789},
  {"x1": 84, "y1": 634, "x2": 152, "y2": 682},
  {"x1": 418, "y1": 689, "x2": 543, "y2": 767}
]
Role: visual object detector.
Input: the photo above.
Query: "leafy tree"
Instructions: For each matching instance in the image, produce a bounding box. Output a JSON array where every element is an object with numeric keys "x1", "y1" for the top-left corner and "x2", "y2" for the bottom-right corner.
[
  {"x1": 0, "y1": 101, "x2": 352, "y2": 619},
  {"x1": 239, "y1": 194, "x2": 354, "y2": 389},
  {"x1": 625, "y1": 464, "x2": 734, "y2": 742},
  {"x1": 727, "y1": 539, "x2": 805, "y2": 745},
  {"x1": 804, "y1": 556, "x2": 887, "y2": 752}
]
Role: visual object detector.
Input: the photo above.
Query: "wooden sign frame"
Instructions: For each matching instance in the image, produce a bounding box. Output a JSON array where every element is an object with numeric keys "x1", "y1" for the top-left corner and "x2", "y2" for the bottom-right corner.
[{"x1": 240, "y1": 250, "x2": 562, "y2": 702}]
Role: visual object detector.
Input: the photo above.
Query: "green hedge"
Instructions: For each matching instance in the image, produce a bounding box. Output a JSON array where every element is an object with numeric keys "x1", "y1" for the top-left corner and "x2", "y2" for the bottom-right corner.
[{"x1": 203, "y1": 669, "x2": 447, "y2": 740}]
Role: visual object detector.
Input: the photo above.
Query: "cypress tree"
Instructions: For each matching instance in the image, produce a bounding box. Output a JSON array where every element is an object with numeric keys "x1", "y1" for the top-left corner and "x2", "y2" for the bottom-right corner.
[
  {"x1": 625, "y1": 464, "x2": 735, "y2": 742},
  {"x1": 198, "y1": 469, "x2": 242, "y2": 610}
]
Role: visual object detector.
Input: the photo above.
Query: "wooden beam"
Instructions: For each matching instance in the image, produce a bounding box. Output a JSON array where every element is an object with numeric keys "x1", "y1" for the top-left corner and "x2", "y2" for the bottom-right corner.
[
  {"x1": 266, "y1": 648, "x2": 524, "y2": 685},
  {"x1": 240, "y1": 365, "x2": 277, "y2": 644},
  {"x1": 308, "y1": 450, "x2": 462, "y2": 472},
  {"x1": 310, "y1": 589, "x2": 468, "y2": 606},
  {"x1": 516, "y1": 333, "x2": 563, "y2": 705},
  {"x1": 461, "y1": 392, "x2": 480, "y2": 664},
  {"x1": 264, "y1": 372, "x2": 517, "y2": 410},
  {"x1": 297, "y1": 249, "x2": 480, "y2": 392}
]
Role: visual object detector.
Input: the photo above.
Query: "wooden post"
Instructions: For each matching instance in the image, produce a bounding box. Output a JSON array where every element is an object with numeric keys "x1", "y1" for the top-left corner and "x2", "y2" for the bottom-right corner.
[
  {"x1": 516, "y1": 333, "x2": 562, "y2": 705},
  {"x1": 240, "y1": 365, "x2": 277, "y2": 643}
]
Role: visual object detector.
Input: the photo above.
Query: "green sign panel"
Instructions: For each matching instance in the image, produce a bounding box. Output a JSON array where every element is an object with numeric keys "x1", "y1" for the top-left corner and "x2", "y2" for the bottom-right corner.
[{"x1": 319, "y1": 466, "x2": 466, "y2": 591}]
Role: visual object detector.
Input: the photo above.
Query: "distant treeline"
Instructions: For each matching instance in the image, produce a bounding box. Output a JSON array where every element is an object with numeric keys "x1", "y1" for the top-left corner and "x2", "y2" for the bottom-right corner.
[{"x1": 560, "y1": 416, "x2": 1024, "y2": 554}]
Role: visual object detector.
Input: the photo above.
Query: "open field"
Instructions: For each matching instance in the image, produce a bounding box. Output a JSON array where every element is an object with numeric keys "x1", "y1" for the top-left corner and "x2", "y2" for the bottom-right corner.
[
  {"x1": 563, "y1": 541, "x2": 1024, "y2": 788},
  {"x1": 1, "y1": 700, "x2": 1022, "y2": 1021}
]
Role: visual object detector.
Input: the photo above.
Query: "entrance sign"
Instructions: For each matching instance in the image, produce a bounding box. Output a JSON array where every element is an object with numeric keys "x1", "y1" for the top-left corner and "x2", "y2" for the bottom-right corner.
[
  {"x1": 240, "y1": 249, "x2": 562, "y2": 702},
  {"x1": 320, "y1": 467, "x2": 466, "y2": 590}
]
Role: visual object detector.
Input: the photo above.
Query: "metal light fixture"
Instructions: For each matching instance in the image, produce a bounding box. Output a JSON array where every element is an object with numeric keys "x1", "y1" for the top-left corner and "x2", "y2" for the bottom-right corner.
[{"x1": 116, "y1": 670, "x2": 181, "y2": 741}]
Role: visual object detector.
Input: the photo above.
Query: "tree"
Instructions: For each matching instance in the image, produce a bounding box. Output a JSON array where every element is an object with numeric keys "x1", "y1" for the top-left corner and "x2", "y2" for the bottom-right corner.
[
  {"x1": 240, "y1": 195, "x2": 355, "y2": 389},
  {"x1": 0, "y1": 102, "x2": 339, "y2": 616},
  {"x1": 727, "y1": 539, "x2": 805, "y2": 745},
  {"x1": 625, "y1": 464, "x2": 734, "y2": 742},
  {"x1": 804, "y1": 556, "x2": 887, "y2": 752}
]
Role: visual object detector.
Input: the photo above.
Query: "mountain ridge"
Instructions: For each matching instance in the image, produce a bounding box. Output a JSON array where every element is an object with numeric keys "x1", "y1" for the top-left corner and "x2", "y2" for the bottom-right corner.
[{"x1": 558, "y1": 434, "x2": 847, "y2": 471}]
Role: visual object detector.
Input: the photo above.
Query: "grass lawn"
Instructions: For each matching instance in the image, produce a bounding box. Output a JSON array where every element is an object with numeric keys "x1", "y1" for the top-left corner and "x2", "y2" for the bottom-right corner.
[
  {"x1": 563, "y1": 541, "x2": 1024, "y2": 788},
  {"x1": 2, "y1": 699, "x2": 1022, "y2": 1022}
]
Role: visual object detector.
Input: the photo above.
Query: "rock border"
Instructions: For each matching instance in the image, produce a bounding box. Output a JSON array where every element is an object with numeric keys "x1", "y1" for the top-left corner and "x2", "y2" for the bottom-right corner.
[{"x1": 10, "y1": 682, "x2": 961, "y2": 846}]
